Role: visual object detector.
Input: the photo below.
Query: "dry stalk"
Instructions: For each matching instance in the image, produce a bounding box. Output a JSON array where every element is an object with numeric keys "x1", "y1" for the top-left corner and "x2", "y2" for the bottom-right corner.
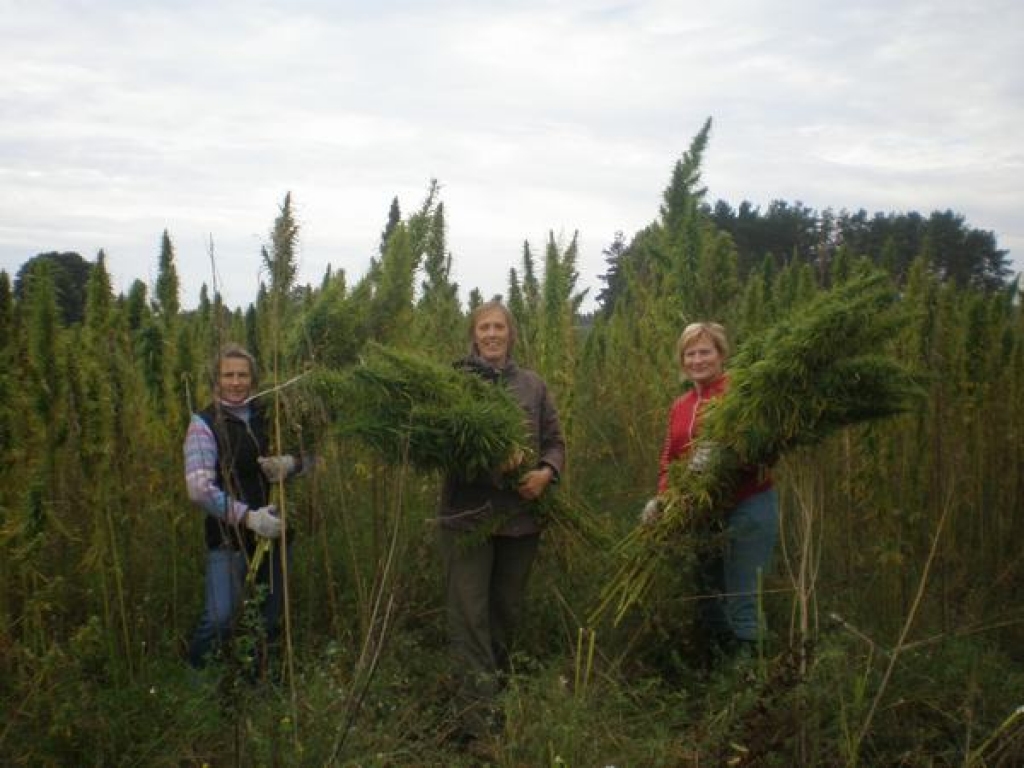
[
  {"x1": 965, "y1": 705, "x2": 1024, "y2": 766},
  {"x1": 780, "y1": 454, "x2": 824, "y2": 677},
  {"x1": 851, "y1": 487, "x2": 954, "y2": 761},
  {"x1": 329, "y1": 435, "x2": 409, "y2": 761}
]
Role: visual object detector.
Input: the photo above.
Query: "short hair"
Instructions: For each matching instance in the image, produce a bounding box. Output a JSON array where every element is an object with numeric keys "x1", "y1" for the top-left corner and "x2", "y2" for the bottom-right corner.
[
  {"x1": 467, "y1": 300, "x2": 518, "y2": 358},
  {"x1": 676, "y1": 321, "x2": 729, "y2": 369},
  {"x1": 211, "y1": 343, "x2": 258, "y2": 388}
]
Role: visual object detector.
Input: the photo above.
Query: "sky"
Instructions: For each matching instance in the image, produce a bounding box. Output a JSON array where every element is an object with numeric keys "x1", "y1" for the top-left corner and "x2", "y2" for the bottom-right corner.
[{"x1": 2, "y1": 0, "x2": 1022, "y2": 312}]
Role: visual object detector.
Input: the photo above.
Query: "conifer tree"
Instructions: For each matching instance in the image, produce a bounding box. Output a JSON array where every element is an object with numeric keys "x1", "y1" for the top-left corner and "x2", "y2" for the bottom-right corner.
[
  {"x1": 14, "y1": 251, "x2": 92, "y2": 325},
  {"x1": 594, "y1": 231, "x2": 629, "y2": 315}
]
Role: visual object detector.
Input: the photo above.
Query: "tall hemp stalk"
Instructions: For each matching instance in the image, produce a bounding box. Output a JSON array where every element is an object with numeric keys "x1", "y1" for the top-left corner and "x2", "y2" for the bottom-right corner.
[
  {"x1": 262, "y1": 192, "x2": 301, "y2": 743},
  {"x1": 82, "y1": 254, "x2": 133, "y2": 680}
]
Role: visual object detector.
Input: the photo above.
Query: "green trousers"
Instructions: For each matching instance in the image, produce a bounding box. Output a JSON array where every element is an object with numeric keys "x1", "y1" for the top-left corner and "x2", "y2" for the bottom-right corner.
[{"x1": 440, "y1": 529, "x2": 540, "y2": 733}]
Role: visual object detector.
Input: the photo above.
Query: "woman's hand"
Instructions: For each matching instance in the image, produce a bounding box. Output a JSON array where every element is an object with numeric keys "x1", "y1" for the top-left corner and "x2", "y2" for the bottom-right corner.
[
  {"x1": 518, "y1": 465, "x2": 554, "y2": 501},
  {"x1": 499, "y1": 447, "x2": 526, "y2": 475}
]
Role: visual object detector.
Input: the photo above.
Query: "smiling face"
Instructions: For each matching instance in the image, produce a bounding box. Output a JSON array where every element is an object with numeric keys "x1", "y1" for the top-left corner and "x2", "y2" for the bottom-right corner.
[
  {"x1": 682, "y1": 333, "x2": 725, "y2": 388},
  {"x1": 473, "y1": 307, "x2": 511, "y2": 366},
  {"x1": 216, "y1": 355, "x2": 254, "y2": 405}
]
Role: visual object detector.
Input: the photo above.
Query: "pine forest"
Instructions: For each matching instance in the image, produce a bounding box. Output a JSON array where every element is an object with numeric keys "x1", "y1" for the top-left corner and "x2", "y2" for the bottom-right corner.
[{"x1": 2, "y1": 120, "x2": 1023, "y2": 766}]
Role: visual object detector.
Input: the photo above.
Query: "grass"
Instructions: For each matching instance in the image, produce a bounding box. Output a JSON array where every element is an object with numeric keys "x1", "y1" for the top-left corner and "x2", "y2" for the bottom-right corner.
[{"x1": 4, "y1": 536, "x2": 1022, "y2": 767}]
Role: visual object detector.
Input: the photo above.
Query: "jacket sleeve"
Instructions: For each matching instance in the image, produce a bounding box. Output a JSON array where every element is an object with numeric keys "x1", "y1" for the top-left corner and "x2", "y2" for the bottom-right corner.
[
  {"x1": 536, "y1": 381, "x2": 566, "y2": 479},
  {"x1": 183, "y1": 414, "x2": 250, "y2": 524},
  {"x1": 657, "y1": 397, "x2": 686, "y2": 494}
]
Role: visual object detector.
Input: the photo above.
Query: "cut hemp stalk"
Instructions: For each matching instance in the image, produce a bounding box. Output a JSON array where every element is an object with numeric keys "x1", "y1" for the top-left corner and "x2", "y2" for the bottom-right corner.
[
  {"x1": 308, "y1": 342, "x2": 530, "y2": 479},
  {"x1": 593, "y1": 271, "x2": 926, "y2": 626},
  {"x1": 306, "y1": 343, "x2": 604, "y2": 547}
]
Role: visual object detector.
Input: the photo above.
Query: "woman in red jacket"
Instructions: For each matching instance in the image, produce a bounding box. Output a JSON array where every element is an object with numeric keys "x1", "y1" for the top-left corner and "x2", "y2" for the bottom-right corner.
[{"x1": 651, "y1": 322, "x2": 778, "y2": 662}]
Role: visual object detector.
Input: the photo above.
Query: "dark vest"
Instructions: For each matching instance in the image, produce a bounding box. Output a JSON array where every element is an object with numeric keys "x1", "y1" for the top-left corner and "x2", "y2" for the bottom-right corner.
[{"x1": 198, "y1": 402, "x2": 270, "y2": 551}]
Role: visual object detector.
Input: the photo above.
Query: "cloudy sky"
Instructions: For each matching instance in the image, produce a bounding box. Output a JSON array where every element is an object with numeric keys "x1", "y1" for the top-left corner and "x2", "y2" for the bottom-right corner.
[{"x1": 2, "y1": 0, "x2": 1021, "y2": 311}]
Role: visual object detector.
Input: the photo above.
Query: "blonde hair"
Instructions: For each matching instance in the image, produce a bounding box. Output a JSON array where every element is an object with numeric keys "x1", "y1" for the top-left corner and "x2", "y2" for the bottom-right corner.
[
  {"x1": 468, "y1": 300, "x2": 518, "y2": 358},
  {"x1": 676, "y1": 321, "x2": 729, "y2": 370}
]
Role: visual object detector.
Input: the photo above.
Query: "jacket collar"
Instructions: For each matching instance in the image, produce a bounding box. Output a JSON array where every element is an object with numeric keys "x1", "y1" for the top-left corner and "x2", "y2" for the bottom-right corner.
[
  {"x1": 694, "y1": 373, "x2": 728, "y2": 398},
  {"x1": 457, "y1": 353, "x2": 518, "y2": 381}
]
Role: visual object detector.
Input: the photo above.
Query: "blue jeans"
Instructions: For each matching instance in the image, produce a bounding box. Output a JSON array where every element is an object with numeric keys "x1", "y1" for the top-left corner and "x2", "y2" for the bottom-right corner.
[
  {"x1": 696, "y1": 488, "x2": 779, "y2": 644},
  {"x1": 188, "y1": 544, "x2": 287, "y2": 669}
]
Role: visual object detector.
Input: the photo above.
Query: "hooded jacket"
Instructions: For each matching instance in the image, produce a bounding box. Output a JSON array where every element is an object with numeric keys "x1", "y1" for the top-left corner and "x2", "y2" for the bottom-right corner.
[{"x1": 440, "y1": 355, "x2": 566, "y2": 536}]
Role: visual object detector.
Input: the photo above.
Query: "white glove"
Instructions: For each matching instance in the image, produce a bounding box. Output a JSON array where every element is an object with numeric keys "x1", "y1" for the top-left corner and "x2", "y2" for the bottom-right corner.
[
  {"x1": 688, "y1": 442, "x2": 717, "y2": 473},
  {"x1": 639, "y1": 497, "x2": 662, "y2": 526},
  {"x1": 258, "y1": 455, "x2": 297, "y2": 483},
  {"x1": 245, "y1": 505, "x2": 282, "y2": 539}
]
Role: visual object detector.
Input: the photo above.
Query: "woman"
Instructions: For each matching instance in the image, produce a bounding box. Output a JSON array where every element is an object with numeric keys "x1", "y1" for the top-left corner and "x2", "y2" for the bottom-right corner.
[
  {"x1": 183, "y1": 343, "x2": 302, "y2": 676},
  {"x1": 440, "y1": 300, "x2": 566, "y2": 743},
  {"x1": 652, "y1": 322, "x2": 778, "y2": 661}
]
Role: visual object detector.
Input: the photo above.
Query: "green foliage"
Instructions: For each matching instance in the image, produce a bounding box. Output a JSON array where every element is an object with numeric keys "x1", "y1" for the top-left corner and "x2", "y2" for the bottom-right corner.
[
  {"x1": 3, "y1": 123, "x2": 1023, "y2": 766},
  {"x1": 263, "y1": 192, "x2": 300, "y2": 300},
  {"x1": 596, "y1": 273, "x2": 926, "y2": 625},
  {"x1": 718, "y1": 272, "x2": 924, "y2": 461},
  {"x1": 308, "y1": 343, "x2": 528, "y2": 480},
  {"x1": 708, "y1": 201, "x2": 1013, "y2": 292},
  {"x1": 661, "y1": 116, "x2": 711, "y2": 248},
  {"x1": 414, "y1": 198, "x2": 464, "y2": 359},
  {"x1": 292, "y1": 268, "x2": 366, "y2": 368},
  {"x1": 123, "y1": 278, "x2": 149, "y2": 331},
  {"x1": 0, "y1": 270, "x2": 14, "y2": 349},
  {"x1": 22, "y1": 260, "x2": 63, "y2": 424},
  {"x1": 153, "y1": 230, "x2": 180, "y2": 320},
  {"x1": 14, "y1": 251, "x2": 92, "y2": 325}
]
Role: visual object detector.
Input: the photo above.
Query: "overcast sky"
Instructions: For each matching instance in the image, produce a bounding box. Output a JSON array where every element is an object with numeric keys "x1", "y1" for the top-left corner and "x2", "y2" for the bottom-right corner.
[{"x1": 2, "y1": 0, "x2": 1021, "y2": 312}]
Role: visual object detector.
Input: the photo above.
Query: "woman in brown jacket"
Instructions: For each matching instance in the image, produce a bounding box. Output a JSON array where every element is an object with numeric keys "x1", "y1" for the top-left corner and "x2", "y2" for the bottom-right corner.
[{"x1": 439, "y1": 300, "x2": 566, "y2": 745}]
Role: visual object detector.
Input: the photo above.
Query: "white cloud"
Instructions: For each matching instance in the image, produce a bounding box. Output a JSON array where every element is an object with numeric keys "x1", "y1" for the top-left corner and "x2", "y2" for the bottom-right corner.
[{"x1": 1, "y1": 0, "x2": 1021, "y2": 309}]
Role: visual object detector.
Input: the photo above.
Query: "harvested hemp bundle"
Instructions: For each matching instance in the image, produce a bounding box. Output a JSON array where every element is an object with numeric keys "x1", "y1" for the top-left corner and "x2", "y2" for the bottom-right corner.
[
  {"x1": 308, "y1": 342, "x2": 529, "y2": 480},
  {"x1": 307, "y1": 343, "x2": 608, "y2": 550},
  {"x1": 595, "y1": 272, "x2": 925, "y2": 624}
]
